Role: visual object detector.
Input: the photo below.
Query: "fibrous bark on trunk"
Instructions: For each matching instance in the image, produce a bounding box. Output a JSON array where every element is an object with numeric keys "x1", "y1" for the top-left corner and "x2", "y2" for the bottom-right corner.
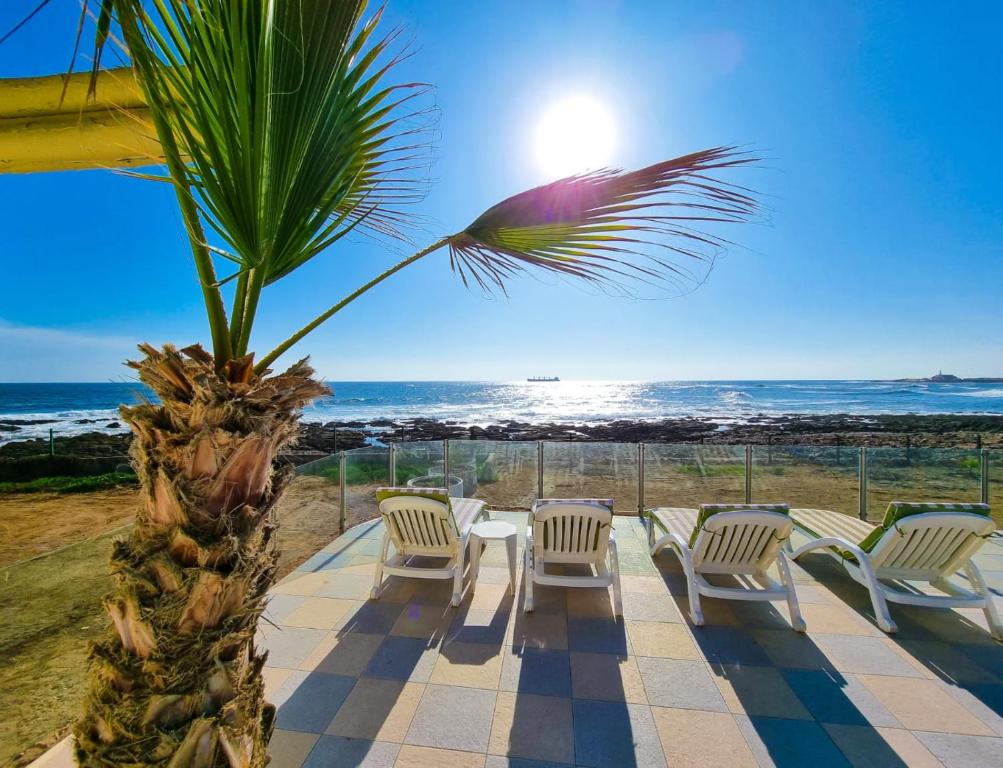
[{"x1": 74, "y1": 344, "x2": 328, "y2": 767}]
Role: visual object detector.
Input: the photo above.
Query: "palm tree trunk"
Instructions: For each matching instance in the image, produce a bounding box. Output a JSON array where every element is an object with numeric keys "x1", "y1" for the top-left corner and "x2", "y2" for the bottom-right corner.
[{"x1": 74, "y1": 344, "x2": 328, "y2": 767}]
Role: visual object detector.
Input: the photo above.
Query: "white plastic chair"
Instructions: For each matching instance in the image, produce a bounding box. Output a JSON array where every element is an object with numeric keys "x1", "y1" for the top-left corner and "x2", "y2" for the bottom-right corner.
[
  {"x1": 648, "y1": 504, "x2": 805, "y2": 632},
  {"x1": 371, "y1": 487, "x2": 488, "y2": 606},
  {"x1": 789, "y1": 503, "x2": 1000, "y2": 638},
  {"x1": 524, "y1": 499, "x2": 622, "y2": 617}
]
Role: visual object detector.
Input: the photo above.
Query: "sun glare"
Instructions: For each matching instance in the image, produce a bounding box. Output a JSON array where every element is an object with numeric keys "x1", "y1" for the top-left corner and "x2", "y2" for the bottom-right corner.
[{"x1": 534, "y1": 94, "x2": 615, "y2": 179}]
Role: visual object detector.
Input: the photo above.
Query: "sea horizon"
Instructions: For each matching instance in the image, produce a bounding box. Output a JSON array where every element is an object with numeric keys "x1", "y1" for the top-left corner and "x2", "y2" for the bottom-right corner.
[{"x1": 3, "y1": 379, "x2": 1003, "y2": 445}]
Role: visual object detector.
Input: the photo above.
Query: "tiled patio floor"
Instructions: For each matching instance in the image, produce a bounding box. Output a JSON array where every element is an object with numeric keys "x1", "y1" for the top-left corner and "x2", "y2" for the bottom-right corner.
[{"x1": 258, "y1": 511, "x2": 1003, "y2": 768}]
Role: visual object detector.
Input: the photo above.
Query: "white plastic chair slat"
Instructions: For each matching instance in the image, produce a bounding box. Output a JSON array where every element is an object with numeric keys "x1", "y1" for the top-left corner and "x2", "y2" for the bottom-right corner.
[
  {"x1": 920, "y1": 528, "x2": 966, "y2": 571},
  {"x1": 740, "y1": 525, "x2": 767, "y2": 566},
  {"x1": 909, "y1": 527, "x2": 941, "y2": 570}
]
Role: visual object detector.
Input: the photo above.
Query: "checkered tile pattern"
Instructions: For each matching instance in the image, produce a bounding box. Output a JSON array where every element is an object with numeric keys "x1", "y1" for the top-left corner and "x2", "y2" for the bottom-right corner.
[{"x1": 249, "y1": 512, "x2": 1003, "y2": 767}]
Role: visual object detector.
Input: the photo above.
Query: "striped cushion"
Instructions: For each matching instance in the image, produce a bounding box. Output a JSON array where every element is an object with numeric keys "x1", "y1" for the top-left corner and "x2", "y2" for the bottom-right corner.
[
  {"x1": 859, "y1": 502, "x2": 992, "y2": 552},
  {"x1": 790, "y1": 508, "x2": 877, "y2": 561},
  {"x1": 452, "y1": 498, "x2": 488, "y2": 532},
  {"x1": 647, "y1": 507, "x2": 699, "y2": 543},
  {"x1": 690, "y1": 503, "x2": 789, "y2": 548}
]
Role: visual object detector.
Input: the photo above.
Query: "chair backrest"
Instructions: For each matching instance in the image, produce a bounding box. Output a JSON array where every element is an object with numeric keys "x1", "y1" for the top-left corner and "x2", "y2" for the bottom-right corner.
[
  {"x1": 692, "y1": 509, "x2": 794, "y2": 574},
  {"x1": 531, "y1": 499, "x2": 614, "y2": 564},
  {"x1": 867, "y1": 511, "x2": 995, "y2": 578},
  {"x1": 377, "y1": 489, "x2": 458, "y2": 557}
]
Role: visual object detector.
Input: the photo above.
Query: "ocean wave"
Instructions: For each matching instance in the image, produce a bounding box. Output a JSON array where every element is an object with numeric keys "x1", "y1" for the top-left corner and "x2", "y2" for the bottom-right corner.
[{"x1": 956, "y1": 388, "x2": 1003, "y2": 398}]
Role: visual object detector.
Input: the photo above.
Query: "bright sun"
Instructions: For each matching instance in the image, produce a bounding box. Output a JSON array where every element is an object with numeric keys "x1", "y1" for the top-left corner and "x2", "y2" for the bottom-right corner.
[{"x1": 534, "y1": 94, "x2": 615, "y2": 179}]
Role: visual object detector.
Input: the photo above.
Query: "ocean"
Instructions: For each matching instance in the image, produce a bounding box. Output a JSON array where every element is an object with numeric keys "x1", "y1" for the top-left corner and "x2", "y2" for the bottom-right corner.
[{"x1": 2, "y1": 380, "x2": 1003, "y2": 445}]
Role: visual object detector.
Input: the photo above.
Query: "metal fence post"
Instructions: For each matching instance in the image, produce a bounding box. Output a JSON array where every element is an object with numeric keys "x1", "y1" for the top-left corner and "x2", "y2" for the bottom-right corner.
[
  {"x1": 637, "y1": 442, "x2": 646, "y2": 517},
  {"x1": 744, "y1": 445, "x2": 752, "y2": 504},
  {"x1": 858, "y1": 447, "x2": 868, "y2": 520},
  {"x1": 49, "y1": 428, "x2": 55, "y2": 457},
  {"x1": 981, "y1": 448, "x2": 990, "y2": 505},
  {"x1": 537, "y1": 441, "x2": 544, "y2": 499},
  {"x1": 443, "y1": 439, "x2": 450, "y2": 493},
  {"x1": 338, "y1": 450, "x2": 347, "y2": 532},
  {"x1": 389, "y1": 442, "x2": 397, "y2": 487}
]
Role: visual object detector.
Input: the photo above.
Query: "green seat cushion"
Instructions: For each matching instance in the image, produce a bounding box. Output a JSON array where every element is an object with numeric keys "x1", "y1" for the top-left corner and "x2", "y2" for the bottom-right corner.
[
  {"x1": 858, "y1": 501, "x2": 991, "y2": 553},
  {"x1": 690, "y1": 503, "x2": 790, "y2": 548}
]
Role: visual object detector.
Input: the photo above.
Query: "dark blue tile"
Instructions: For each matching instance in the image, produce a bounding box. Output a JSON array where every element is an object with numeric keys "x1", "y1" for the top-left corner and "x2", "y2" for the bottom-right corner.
[
  {"x1": 302, "y1": 736, "x2": 399, "y2": 768},
  {"x1": 274, "y1": 672, "x2": 356, "y2": 733},
  {"x1": 572, "y1": 699, "x2": 665, "y2": 767},
  {"x1": 567, "y1": 617, "x2": 629, "y2": 655},
  {"x1": 364, "y1": 636, "x2": 438, "y2": 682},
  {"x1": 690, "y1": 626, "x2": 773, "y2": 666},
  {"x1": 781, "y1": 669, "x2": 900, "y2": 726},
  {"x1": 337, "y1": 601, "x2": 404, "y2": 634},
  {"x1": 736, "y1": 716, "x2": 851, "y2": 768},
  {"x1": 500, "y1": 648, "x2": 572, "y2": 697}
]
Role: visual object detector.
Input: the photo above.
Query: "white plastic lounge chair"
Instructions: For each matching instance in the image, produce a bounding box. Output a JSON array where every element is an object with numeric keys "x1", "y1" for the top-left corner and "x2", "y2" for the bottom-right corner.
[
  {"x1": 371, "y1": 487, "x2": 489, "y2": 606},
  {"x1": 789, "y1": 502, "x2": 1000, "y2": 638},
  {"x1": 647, "y1": 504, "x2": 805, "y2": 632},
  {"x1": 524, "y1": 498, "x2": 622, "y2": 617}
]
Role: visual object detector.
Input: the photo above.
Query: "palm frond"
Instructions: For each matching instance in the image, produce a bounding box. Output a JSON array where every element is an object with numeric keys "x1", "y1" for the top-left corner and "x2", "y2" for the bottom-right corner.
[
  {"x1": 98, "y1": 0, "x2": 433, "y2": 357},
  {"x1": 447, "y1": 146, "x2": 759, "y2": 295}
]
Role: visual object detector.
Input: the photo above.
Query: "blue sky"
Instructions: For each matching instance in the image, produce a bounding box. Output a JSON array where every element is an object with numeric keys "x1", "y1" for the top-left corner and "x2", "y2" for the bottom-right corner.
[{"x1": 1, "y1": 0, "x2": 1002, "y2": 382}]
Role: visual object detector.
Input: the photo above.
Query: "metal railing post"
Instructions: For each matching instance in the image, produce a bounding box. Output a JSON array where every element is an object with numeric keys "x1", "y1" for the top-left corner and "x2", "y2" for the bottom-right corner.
[
  {"x1": 338, "y1": 450, "x2": 347, "y2": 532},
  {"x1": 389, "y1": 442, "x2": 397, "y2": 487},
  {"x1": 744, "y1": 445, "x2": 752, "y2": 504},
  {"x1": 537, "y1": 441, "x2": 544, "y2": 499},
  {"x1": 638, "y1": 442, "x2": 646, "y2": 518},
  {"x1": 981, "y1": 448, "x2": 990, "y2": 505},
  {"x1": 443, "y1": 439, "x2": 450, "y2": 493},
  {"x1": 858, "y1": 447, "x2": 868, "y2": 520}
]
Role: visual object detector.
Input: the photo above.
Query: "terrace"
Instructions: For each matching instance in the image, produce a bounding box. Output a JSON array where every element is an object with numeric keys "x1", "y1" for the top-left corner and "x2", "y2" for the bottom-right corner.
[{"x1": 12, "y1": 439, "x2": 1003, "y2": 767}]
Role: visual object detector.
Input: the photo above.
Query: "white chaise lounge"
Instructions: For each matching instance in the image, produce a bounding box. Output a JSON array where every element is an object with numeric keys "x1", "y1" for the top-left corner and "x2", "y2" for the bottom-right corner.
[
  {"x1": 789, "y1": 502, "x2": 1000, "y2": 638},
  {"x1": 524, "y1": 498, "x2": 622, "y2": 617},
  {"x1": 647, "y1": 504, "x2": 806, "y2": 632},
  {"x1": 371, "y1": 487, "x2": 489, "y2": 606}
]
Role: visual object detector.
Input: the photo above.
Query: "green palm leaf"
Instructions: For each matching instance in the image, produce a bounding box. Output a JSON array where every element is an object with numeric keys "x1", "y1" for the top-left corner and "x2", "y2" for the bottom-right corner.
[
  {"x1": 95, "y1": 0, "x2": 431, "y2": 359},
  {"x1": 447, "y1": 146, "x2": 758, "y2": 294}
]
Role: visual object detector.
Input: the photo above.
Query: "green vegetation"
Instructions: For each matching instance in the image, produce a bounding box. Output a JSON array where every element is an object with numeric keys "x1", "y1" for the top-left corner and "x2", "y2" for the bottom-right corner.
[{"x1": 0, "y1": 472, "x2": 137, "y2": 495}]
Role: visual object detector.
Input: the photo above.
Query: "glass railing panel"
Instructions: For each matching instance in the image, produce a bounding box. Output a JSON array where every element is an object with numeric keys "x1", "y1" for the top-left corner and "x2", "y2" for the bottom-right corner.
[
  {"x1": 865, "y1": 447, "x2": 983, "y2": 523},
  {"x1": 644, "y1": 444, "x2": 745, "y2": 508},
  {"x1": 542, "y1": 442, "x2": 638, "y2": 513},
  {"x1": 343, "y1": 446, "x2": 390, "y2": 528},
  {"x1": 751, "y1": 445, "x2": 859, "y2": 516},
  {"x1": 284, "y1": 454, "x2": 344, "y2": 573},
  {"x1": 448, "y1": 440, "x2": 537, "y2": 509},
  {"x1": 394, "y1": 440, "x2": 447, "y2": 492},
  {"x1": 0, "y1": 527, "x2": 123, "y2": 765},
  {"x1": 986, "y1": 450, "x2": 1002, "y2": 529}
]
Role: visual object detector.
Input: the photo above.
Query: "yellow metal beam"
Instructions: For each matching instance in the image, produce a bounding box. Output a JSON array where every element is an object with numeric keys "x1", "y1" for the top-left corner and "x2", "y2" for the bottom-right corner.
[{"x1": 0, "y1": 68, "x2": 162, "y2": 174}]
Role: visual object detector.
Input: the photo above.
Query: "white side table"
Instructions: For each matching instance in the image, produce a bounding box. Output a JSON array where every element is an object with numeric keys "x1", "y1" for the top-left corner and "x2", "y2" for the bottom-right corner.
[{"x1": 468, "y1": 520, "x2": 518, "y2": 595}]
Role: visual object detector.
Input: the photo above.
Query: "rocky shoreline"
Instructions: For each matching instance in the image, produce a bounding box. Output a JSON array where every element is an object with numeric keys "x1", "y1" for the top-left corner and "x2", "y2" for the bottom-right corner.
[{"x1": 3, "y1": 413, "x2": 1003, "y2": 466}]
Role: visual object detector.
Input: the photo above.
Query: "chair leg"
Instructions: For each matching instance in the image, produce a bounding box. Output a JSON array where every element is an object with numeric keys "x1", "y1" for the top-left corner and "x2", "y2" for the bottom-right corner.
[
  {"x1": 371, "y1": 532, "x2": 390, "y2": 599},
  {"x1": 452, "y1": 535, "x2": 467, "y2": 607},
  {"x1": 524, "y1": 542, "x2": 535, "y2": 613},
  {"x1": 777, "y1": 550, "x2": 806, "y2": 633},
  {"x1": 856, "y1": 558, "x2": 897, "y2": 634},
  {"x1": 964, "y1": 561, "x2": 1002, "y2": 642},
  {"x1": 609, "y1": 537, "x2": 623, "y2": 618}
]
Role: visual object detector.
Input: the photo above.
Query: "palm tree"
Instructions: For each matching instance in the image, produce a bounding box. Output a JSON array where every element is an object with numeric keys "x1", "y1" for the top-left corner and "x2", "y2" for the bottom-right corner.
[{"x1": 70, "y1": 1, "x2": 760, "y2": 765}]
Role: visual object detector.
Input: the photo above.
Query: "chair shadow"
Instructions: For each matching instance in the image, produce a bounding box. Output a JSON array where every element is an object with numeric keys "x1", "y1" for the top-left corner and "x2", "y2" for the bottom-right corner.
[
  {"x1": 270, "y1": 561, "x2": 461, "y2": 768},
  {"x1": 796, "y1": 550, "x2": 1003, "y2": 728},
  {"x1": 509, "y1": 561, "x2": 640, "y2": 767},
  {"x1": 652, "y1": 550, "x2": 911, "y2": 768}
]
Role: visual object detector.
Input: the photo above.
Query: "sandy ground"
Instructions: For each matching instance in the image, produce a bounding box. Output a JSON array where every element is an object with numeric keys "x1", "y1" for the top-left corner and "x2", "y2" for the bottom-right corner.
[{"x1": 0, "y1": 489, "x2": 136, "y2": 567}]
